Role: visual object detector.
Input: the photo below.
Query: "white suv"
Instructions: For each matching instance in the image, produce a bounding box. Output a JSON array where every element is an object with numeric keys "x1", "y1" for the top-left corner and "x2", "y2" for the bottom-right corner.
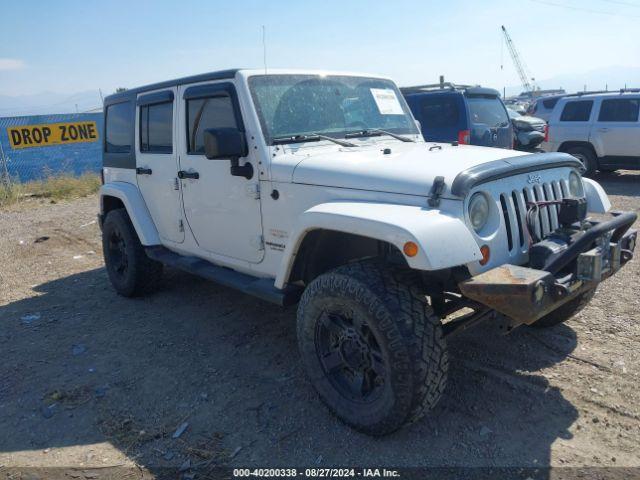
[
  {"x1": 542, "y1": 91, "x2": 640, "y2": 175},
  {"x1": 99, "y1": 69, "x2": 637, "y2": 435},
  {"x1": 527, "y1": 94, "x2": 566, "y2": 122}
]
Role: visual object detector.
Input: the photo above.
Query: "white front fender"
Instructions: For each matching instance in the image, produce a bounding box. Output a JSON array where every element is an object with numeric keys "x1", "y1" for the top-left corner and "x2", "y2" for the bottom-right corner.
[
  {"x1": 100, "y1": 182, "x2": 160, "y2": 245},
  {"x1": 583, "y1": 178, "x2": 611, "y2": 213},
  {"x1": 274, "y1": 202, "x2": 481, "y2": 288}
]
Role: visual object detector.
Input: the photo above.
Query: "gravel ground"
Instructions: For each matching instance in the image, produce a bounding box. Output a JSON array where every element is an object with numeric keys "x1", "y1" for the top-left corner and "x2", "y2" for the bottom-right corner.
[{"x1": 0, "y1": 171, "x2": 639, "y2": 477}]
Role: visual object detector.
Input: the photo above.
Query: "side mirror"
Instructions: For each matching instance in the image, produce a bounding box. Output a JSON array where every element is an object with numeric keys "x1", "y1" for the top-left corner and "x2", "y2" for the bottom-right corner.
[
  {"x1": 204, "y1": 128, "x2": 248, "y2": 160},
  {"x1": 203, "y1": 128, "x2": 253, "y2": 179}
]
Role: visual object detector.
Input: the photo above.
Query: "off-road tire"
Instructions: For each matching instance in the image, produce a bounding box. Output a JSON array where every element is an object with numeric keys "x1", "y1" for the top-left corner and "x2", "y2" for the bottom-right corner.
[
  {"x1": 102, "y1": 208, "x2": 163, "y2": 297},
  {"x1": 566, "y1": 146, "x2": 597, "y2": 177},
  {"x1": 531, "y1": 288, "x2": 596, "y2": 328},
  {"x1": 296, "y1": 260, "x2": 448, "y2": 436}
]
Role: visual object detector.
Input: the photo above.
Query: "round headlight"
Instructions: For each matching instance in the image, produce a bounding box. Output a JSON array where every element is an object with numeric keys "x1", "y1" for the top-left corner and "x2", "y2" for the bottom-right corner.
[
  {"x1": 568, "y1": 171, "x2": 584, "y2": 197},
  {"x1": 469, "y1": 193, "x2": 490, "y2": 232}
]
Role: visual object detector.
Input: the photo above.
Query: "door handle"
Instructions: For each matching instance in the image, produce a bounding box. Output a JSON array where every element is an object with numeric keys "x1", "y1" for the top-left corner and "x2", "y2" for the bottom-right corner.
[
  {"x1": 136, "y1": 167, "x2": 153, "y2": 175},
  {"x1": 598, "y1": 128, "x2": 610, "y2": 133},
  {"x1": 178, "y1": 170, "x2": 200, "y2": 180}
]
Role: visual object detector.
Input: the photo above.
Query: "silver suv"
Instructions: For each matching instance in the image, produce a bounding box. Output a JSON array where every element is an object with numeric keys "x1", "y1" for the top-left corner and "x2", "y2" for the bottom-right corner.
[{"x1": 541, "y1": 91, "x2": 640, "y2": 175}]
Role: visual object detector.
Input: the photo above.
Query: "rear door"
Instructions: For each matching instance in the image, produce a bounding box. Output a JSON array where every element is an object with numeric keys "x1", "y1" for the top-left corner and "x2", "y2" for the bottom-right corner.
[
  {"x1": 591, "y1": 96, "x2": 640, "y2": 166},
  {"x1": 135, "y1": 87, "x2": 185, "y2": 243},
  {"x1": 465, "y1": 94, "x2": 512, "y2": 148},
  {"x1": 551, "y1": 99, "x2": 594, "y2": 148},
  {"x1": 407, "y1": 93, "x2": 465, "y2": 143}
]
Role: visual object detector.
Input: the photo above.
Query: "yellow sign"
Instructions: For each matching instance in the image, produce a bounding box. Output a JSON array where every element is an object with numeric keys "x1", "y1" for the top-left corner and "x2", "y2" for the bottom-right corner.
[{"x1": 7, "y1": 121, "x2": 99, "y2": 149}]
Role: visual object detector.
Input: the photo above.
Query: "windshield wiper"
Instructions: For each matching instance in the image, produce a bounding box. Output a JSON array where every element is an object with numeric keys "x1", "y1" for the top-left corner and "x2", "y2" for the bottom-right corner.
[
  {"x1": 272, "y1": 134, "x2": 357, "y2": 147},
  {"x1": 344, "y1": 129, "x2": 415, "y2": 143}
]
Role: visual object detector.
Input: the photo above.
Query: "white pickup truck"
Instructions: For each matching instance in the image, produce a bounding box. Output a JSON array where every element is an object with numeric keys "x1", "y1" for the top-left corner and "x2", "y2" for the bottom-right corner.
[{"x1": 99, "y1": 69, "x2": 637, "y2": 435}]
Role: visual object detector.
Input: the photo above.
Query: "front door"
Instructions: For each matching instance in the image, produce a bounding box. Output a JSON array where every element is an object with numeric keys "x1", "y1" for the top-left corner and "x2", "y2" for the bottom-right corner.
[
  {"x1": 177, "y1": 81, "x2": 264, "y2": 263},
  {"x1": 135, "y1": 87, "x2": 185, "y2": 243}
]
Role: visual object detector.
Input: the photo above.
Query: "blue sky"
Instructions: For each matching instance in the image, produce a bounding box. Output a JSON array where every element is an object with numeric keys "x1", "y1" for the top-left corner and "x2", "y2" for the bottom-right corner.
[{"x1": 1, "y1": 0, "x2": 639, "y2": 101}]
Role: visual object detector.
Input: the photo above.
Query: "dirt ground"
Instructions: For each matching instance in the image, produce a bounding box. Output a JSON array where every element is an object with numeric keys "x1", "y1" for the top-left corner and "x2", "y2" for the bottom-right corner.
[{"x1": 1, "y1": 171, "x2": 639, "y2": 477}]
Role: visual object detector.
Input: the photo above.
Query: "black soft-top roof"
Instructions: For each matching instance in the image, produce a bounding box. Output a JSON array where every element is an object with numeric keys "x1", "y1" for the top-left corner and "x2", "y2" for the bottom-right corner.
[{"x1": 103, "y1": 69, "x2": 240, "y2": 106}]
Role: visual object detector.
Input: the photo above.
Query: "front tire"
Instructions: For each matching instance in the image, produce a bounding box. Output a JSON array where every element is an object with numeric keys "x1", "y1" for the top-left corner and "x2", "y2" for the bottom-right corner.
[
  {"x1": 102, "y1": 208, "x2": 163, "y2": 297},
  {"x1": 531, "y1": 288, "x2": 596, "y2": 328},
  {"x1": 296, "y1": 261, "x2": 448, "y2": 436},
  {"x1": 566, "y1": 146, "x2": 597, "y2": 176}
]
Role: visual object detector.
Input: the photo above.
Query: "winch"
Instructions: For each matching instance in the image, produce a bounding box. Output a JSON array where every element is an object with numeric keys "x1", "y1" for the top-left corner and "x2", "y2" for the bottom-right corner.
[{"x1": 528, "y1": 197, "x2": 588, "y2": 271}]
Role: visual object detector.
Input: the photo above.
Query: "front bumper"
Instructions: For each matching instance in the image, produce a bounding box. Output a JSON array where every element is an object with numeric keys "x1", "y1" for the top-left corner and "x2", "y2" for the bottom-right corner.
[{"x1": 458, "y1": 212, "x2": 637, "y2": 326}]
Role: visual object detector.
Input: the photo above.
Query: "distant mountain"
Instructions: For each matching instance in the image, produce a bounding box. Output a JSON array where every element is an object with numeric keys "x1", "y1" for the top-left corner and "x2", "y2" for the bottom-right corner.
[
  {"x1": 505, "y1": 66, "x2": 640, "y2": 97},
  {"x1": 0, "y1": 90, "x2": 103, "y2": 117}
]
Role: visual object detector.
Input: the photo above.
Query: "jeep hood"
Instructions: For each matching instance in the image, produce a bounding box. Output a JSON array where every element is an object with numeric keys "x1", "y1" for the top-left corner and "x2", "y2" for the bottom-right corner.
[{"x1": 287, "y1": 142, "x2": 531, "y2": 198}]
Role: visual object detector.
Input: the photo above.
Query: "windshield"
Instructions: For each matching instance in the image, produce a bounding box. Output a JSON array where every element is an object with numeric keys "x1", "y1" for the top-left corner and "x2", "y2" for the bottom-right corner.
[
  {"x1": 248, "y1": 74, "x2": 419, "y2": 145},
  {"x1": 467, "y1": 96, "x2": 509, "y2": 128}
]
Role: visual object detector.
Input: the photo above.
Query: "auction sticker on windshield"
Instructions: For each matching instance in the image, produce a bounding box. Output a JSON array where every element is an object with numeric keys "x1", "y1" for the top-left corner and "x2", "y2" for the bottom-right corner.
[{"x1": 370, "y1": 88, "x2": 404, "y2": 115}]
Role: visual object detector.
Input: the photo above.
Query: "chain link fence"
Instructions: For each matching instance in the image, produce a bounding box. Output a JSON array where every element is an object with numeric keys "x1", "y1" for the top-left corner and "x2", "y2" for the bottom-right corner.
[{"x1": 0, "y1": 113, "x2": 103, "y2": 187}]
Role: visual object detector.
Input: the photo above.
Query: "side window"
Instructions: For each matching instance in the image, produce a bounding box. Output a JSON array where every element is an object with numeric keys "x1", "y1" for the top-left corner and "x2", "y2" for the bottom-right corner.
[
  {"x1": 186, "y1": 95, "x2": 238, "y2": 154},
  {"x1": 105, "y1": 102, "x2": 132, "y2": 153},
  {"x1": 140, "y1": 102, "x2": 173, "y2": 153},
  {"x1": 598, "y1": 98, "x2": 640, "y2": 122},
  {"x1": 419, "y1": 96, "x2": 460, "y2": 128},
  {"x1": 542, "y1": 98, "x2": 559, "y2": 109},
  {"x1": 560, "y1": 101, "x2": 593, "y2": 122}
]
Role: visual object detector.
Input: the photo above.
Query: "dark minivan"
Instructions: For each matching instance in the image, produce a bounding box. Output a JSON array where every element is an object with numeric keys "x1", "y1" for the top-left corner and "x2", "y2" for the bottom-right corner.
[{"x1": 401, "y1": 83, "x2": 513, "y2": 149}]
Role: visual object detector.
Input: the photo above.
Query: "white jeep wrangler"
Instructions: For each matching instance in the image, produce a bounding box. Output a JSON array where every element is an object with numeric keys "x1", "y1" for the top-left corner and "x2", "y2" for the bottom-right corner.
[{"x1": 99, "y1": 69, "x2": 637, "y2": 435}]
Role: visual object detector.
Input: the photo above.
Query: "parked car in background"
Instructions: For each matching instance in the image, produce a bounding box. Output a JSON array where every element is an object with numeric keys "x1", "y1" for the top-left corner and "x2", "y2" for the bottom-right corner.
[
  {"x1": 541, "y1": 90, "x2": 640, "y2": 175},
  {"x1": 507, "y1": 107, "x2": 547, "y2": 151},
  {"x1": 505, "y1": 99, "x2": 528, "y2": 115},
  {"x1": 401, "y1": 83, "x2": 513, "y2": 149},
  {"x1": 527, "y1": 94, "x2": 566, "y2": 122}
]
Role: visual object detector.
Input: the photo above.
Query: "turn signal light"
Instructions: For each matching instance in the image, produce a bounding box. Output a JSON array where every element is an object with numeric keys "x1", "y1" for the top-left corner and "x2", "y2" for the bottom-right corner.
[
  {"x1": 403, "y1": 241, "x2": 419, "y2": 257},
  {"x1": 479, "y1": 245, "x2": 491, "y2": 265}
]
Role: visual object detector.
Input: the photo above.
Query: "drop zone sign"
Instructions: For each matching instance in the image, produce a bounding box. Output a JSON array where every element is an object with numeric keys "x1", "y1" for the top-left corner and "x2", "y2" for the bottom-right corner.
[{"x1": 7, "y1": 121, "x2": 99, "y2": 149}]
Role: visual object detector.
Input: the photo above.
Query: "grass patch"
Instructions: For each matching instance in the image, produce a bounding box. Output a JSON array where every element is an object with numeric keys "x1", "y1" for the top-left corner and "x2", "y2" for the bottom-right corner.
[{"x1": 0, "y1": 172, "x2": 101, "y2": 208}]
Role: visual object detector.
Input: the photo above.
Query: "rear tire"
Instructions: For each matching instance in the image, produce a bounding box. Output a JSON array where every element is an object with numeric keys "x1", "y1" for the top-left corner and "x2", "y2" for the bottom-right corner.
[
  {"x1": 531, "y1": 288, "x2": 596, "y2": 328},
  {"x1": 296, "y1": 260, "x2": 448, "y2": 436},
  {"x1": 102, "y1": 208, "x2": 163, "y2": 297},
  {"x1": 566, "y1": 146, "x2": 597, "y2": 177}
]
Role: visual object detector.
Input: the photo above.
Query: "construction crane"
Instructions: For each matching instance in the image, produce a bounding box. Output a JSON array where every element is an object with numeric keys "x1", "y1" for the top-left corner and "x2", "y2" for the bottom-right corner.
[{"x1": 501, "y1": 25, "x2": 534, "y2": 94}]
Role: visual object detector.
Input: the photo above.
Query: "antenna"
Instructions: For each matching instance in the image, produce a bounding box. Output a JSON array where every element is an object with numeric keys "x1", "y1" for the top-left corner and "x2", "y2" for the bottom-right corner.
[{"x1": 262, "y1": 25, "x2": 267, "y2": 74}]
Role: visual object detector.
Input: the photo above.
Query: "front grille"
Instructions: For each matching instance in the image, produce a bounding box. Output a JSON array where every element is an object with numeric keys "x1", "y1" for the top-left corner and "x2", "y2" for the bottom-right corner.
[{"x1": 499, "y1": 179, "x2": 570, "y2": 253}]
